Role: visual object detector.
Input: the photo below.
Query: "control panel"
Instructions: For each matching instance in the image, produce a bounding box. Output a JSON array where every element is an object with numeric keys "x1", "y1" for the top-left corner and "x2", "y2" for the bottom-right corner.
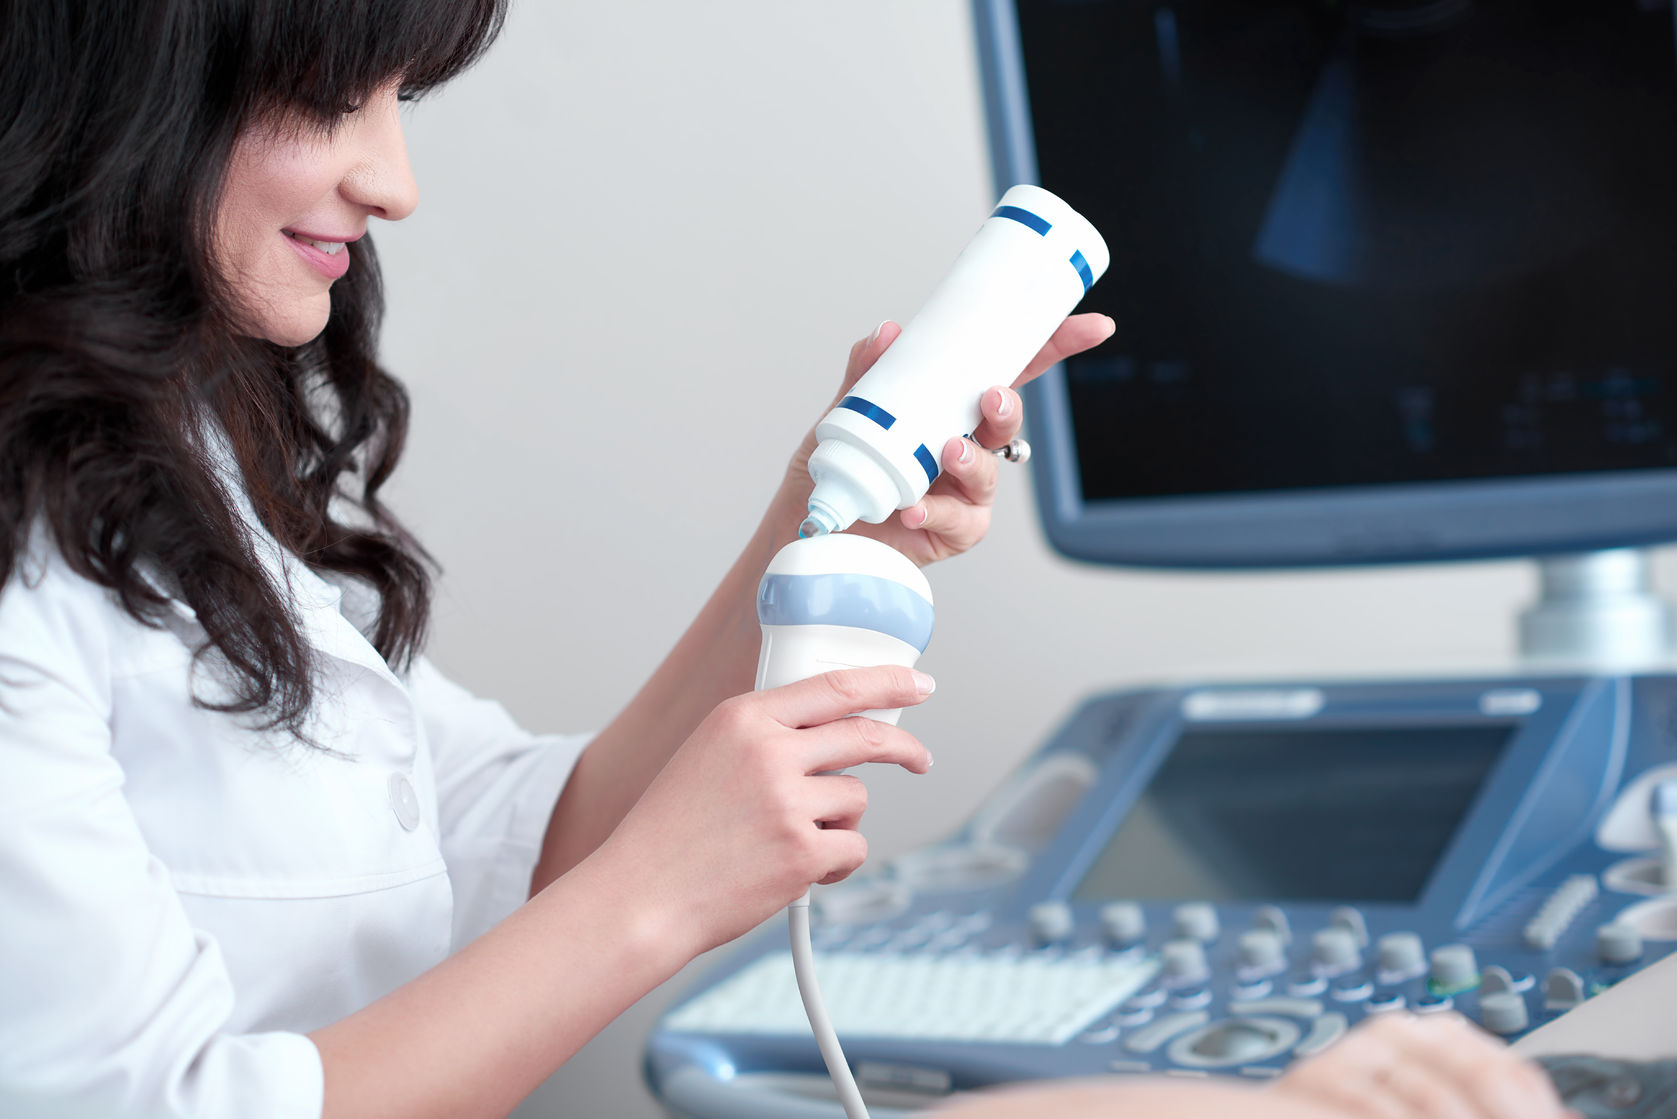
[{"x1": 646, "y1": 675, "x2": 1677, "y2": 1118}]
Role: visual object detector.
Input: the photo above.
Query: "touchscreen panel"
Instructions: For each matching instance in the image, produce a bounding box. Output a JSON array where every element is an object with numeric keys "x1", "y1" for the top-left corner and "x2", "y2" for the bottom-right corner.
[{"x1": 1071, "y1": 723, "x2": 1516, "y2": 903}]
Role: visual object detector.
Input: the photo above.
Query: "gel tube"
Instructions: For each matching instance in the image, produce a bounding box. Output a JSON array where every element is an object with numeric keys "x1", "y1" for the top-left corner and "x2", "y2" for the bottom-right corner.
[
  {"x1": 755, "y1": 534, "x2": 934, "y2": 1119},
  {"x1": 803, "y1": 184, "x2": 1110, "y2": 536}
]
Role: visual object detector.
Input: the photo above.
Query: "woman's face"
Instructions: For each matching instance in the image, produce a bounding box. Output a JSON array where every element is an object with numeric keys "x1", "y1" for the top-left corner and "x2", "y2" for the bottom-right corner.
[{"x1": 214, "y1": 82, "x2": 418, "y2": 346}]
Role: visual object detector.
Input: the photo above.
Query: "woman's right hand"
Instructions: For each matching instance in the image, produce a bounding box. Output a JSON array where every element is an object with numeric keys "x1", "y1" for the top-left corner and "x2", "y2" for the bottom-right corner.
[
  {"x1": 587, "y1": 664, "x2": 936, "y2": 957},
  {"x1": 1272, "y1": 1011, "x2": 1573, "y2": 1119}
]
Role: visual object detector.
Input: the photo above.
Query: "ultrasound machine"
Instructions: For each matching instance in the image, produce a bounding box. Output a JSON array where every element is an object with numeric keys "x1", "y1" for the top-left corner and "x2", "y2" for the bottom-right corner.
[{"x1": 645, "y1": 2, "x2": 1677, "y2": 1114}]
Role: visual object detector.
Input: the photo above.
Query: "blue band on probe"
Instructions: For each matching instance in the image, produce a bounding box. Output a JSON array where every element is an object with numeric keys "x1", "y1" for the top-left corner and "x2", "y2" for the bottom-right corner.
[
  {"x1": 1070, "y1": 250, "x2": 1094, "y2": 292},
  {"x1": 757, "y1": 573, "x2": 936, "y2": 652},
  {"x1": 913, "y1": 444, "x2": 940, "y2": 484},
  {"x1": 991, "y1": 205, "x2": 1051, "y2": 236},
  {"x1": 837, "y1": 395, "x2": 896, "y2": 430}
]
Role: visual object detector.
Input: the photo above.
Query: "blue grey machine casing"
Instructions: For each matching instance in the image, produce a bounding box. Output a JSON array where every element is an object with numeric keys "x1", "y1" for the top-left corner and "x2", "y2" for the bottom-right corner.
[{"x1": 644, "y1": 675, "x2": 1677, "y2": 1117}]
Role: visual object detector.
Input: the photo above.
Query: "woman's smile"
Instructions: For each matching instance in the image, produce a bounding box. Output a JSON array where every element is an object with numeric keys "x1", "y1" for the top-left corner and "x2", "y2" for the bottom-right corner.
[{"x1": 283, "y1": 228, "x2": 358, "y2": 280}]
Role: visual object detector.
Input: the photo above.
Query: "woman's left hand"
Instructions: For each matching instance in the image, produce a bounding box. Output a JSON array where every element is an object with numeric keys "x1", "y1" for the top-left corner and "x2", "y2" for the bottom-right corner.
[{"x1": 783, "y1": 312, "x2": 1116, "y2": 565}]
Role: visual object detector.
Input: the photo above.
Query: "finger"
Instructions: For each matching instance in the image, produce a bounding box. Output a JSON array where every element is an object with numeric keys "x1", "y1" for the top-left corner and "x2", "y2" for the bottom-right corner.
[
  {"x1": 1384, "y1": 1014, "x2": 1567, "y2": 1119},
  {"x1": 1279, "y1": 1021, "x2": 1426, "y2": 1119},
  {"x1": 926, "y1": 431, "x2": 1000, "y2": 507},
  {"x1": 967, "y1": 386, "x2": 1025, "y2": 456},
  {"x1": 1014, "y1": 313, "x2": 1115, "y2": 387},
  {"x1": 840, "y1": 320, "x2": 902, "y2": 394},
  {"x1": 1379, "y1": 1060, "x2": 1480, "y2": 1119},
  {"x1": 807, "y1": 772, "x2": 869, "y2": 830},
  {"x1": 757, "y1": 665, "x2": 936, "y2": 731},
  {"x1": 813, "y1": 828, "x2": 869, "y2": 885},
  {"x1": 803, "y1": 711, "x2": 931, "y2": 776},
  {"x1": 1279, "y1": 1046, "x2": 1408, "y2": 1119},
  {"x1": 902, "y1": 490, "x2": 991, "y2": 552}
]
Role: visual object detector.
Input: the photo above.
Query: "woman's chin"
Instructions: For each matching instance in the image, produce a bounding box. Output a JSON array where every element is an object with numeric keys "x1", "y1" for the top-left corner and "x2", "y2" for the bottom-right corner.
[{"x1": 241, "y1": 293, "x2": 332, "y2": 348}]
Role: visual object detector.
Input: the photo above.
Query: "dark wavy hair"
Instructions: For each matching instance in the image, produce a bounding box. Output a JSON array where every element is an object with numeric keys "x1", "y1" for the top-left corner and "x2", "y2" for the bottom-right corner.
[{"x1": 0, "y1": 0, "x2": 507, "y2": 737}]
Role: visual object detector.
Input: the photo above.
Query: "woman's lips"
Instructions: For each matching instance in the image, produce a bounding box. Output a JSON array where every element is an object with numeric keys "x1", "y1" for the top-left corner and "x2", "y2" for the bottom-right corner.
[{"x1": 283, "y1": 229, "x2": 355, "y2": 280}]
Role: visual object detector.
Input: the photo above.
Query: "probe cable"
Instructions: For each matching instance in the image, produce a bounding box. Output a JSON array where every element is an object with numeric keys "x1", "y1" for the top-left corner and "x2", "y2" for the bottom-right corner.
[{"x1": 790, "y1": 891, "x2": 871, "y2": 1119}]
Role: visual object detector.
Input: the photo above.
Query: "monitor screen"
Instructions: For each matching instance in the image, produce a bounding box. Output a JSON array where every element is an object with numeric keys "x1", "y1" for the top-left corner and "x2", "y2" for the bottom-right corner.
[
  {"x1": 1070, "y1": 723, "x2": 1515, "y2": 903},
  {"x1": 977, "y1": 0, "x2": 1677, "y2": 566}
]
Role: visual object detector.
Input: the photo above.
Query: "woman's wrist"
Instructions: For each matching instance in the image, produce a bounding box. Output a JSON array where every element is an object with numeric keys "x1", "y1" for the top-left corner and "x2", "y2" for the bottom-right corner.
[{"x1": 556, "y1": 832, "x2": 714, "y2": 971}]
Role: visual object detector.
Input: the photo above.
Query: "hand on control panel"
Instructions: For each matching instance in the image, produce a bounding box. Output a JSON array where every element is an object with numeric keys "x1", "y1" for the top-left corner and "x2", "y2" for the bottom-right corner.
[
  {"x1": 931, "y1": 1012, "x2": 1574, "y2": 1119},
  {"x1": 1272, "y1": 1011, "x2": 1570, "y2": 1119}
]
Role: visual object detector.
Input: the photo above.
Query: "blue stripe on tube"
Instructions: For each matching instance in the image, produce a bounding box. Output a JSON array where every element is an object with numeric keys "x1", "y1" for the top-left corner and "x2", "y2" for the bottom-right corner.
[
  {"x1": 991, "y1": 205, "x2": 1052, "y2": 236},
  {"x1": 1070, "y1": 250, "x2": 1094, "y2": 291},
  {"x1": 837, "y1": 395, "x2": 896, "y2": 430}
]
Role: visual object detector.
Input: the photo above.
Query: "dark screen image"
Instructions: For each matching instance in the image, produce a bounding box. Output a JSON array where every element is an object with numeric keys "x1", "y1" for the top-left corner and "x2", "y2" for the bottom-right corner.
[
  {"x1": 1016, "y1": 0, "x2": 1677, "y2": 501},
  {"x1": 1071, "y1": 724, "x2": 1514, "y2": 902}
]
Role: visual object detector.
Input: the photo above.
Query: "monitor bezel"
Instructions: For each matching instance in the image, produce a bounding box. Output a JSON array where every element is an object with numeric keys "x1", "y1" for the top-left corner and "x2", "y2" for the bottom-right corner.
[{"x1": 971, "y1": 0, "x2": 1677, "y2": 569}]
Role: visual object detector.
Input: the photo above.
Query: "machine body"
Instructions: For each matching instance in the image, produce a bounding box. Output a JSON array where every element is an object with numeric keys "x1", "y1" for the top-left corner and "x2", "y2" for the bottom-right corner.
[{"x1": 648, "y1": 672, "x2": 1677, "y2": 1118}]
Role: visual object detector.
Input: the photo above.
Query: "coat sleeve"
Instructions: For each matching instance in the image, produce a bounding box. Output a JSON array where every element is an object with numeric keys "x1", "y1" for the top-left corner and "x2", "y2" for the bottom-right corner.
[
  {"x1": 404, "y1": 656, "x2": 588, "y2": 949},
  {"x1": 0, "y1": 552, "x2": 323, "y2": 1119}
]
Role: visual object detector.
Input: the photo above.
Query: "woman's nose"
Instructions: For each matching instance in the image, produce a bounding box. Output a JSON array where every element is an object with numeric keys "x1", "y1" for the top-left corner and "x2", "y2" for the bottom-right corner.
[{"x1": 341, "y1": 87, "x2": 419, "y2": 222}]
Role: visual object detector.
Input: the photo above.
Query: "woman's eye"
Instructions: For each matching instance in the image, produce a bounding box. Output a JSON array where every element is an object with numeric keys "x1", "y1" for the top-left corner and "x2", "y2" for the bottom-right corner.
[{"x1": 338, "y1": 101, "x2": 363, "y2": 115}]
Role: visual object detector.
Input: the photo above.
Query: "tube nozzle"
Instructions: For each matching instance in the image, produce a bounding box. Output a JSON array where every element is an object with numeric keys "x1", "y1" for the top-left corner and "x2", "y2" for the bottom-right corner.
[{"x1": 800, "y1": 506, "x2": 842, "y2": 538}]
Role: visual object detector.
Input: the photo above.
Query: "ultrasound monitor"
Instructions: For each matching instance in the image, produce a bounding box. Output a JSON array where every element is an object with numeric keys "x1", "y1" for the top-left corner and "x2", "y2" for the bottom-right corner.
[{"x1": 973, "y1": 0, "x2": 1677, "y2": 568}]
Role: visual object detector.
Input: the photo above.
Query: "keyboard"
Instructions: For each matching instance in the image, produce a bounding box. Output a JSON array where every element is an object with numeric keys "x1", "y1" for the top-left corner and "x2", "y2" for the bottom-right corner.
[{"x1": 664, "y1": 948, "x2": 1160, "y2": 1045}]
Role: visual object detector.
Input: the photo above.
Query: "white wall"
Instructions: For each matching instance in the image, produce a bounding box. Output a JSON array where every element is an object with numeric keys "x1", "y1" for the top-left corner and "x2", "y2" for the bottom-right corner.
[{"x1": 374, "y1": 3, "x2": 1652, "y2": 1115}]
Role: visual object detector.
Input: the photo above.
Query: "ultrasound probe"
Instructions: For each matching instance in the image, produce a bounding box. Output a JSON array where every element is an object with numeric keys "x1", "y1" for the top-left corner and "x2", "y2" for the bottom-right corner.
[{"x1": 756, "y1": 534, "x2": 935, "y2": 1119}]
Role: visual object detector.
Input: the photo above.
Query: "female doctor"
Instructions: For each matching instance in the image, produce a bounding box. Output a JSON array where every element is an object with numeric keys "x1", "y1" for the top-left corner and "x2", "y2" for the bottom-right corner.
[{"x1": 0, "y1": 1, "x2": 1111, "y2": 1117}]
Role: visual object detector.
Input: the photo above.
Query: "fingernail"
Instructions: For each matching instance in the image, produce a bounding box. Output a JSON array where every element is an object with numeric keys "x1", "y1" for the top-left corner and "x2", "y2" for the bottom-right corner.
[
  {"x1": 925, "y1": 751, "x2": 935, "y2": 770},
  {"x1": 1103, "y1": 314, "x2": 1117, "y2": 336},
  {"x1": 991, "y1": 388, "x2": 1011, "y2": 418},
  {"x1": 905, "y1": 504, "x2": 927, "y2": 528},
  {"x1": 869, "y1": 319, "x2": 889, "y2": 346},
  {"x1": 958, "y1": 440, "x2": 974, "y2": 466},
  {"x1": 912, "y1": 670, "x2": 936, "y2": 695}
]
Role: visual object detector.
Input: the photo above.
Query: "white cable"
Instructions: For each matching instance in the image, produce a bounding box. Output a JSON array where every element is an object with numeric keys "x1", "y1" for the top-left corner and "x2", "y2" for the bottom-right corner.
[{"x1": 789, "y1": 892, "x2": 871, "y2": 1119}]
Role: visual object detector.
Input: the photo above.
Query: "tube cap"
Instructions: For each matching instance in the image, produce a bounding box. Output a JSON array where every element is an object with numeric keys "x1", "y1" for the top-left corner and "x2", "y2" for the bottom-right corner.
[{"x1": 806, "y1": 438, "x2": 902, "y2": 534}]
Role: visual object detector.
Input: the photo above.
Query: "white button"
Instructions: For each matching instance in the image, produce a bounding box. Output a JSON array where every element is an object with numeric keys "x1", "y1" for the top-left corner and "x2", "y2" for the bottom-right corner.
[{"x1": 388, "y1": 772, "x2": 421, "y2": 831}]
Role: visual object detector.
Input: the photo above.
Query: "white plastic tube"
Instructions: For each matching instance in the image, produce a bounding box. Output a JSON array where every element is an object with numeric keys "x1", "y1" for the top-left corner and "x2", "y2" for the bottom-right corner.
[{"x1": 803, "y1": 184, "x2": 1109, "y2": 536}]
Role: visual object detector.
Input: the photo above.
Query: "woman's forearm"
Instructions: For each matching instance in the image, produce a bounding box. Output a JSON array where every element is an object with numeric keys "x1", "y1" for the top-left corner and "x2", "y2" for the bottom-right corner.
[
  {"x1": 530, "y1": 475, "x2": 809, "y2": 892},
  {"x1": 311, "y1": 847, "x2": 695, "y2": 1119}
]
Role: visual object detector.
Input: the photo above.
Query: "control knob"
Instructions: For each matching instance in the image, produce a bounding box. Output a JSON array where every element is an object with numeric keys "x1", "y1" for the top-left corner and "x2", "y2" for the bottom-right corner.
[
  {"x1": 1479, "y1": 966, "x2": 1518, "y2": 996},
  {"x1": 1544, "y1": 967, "x2": 1586, "y2": 1011},
  {"x1": 1329, "y1": 906, "x2": 1370, "y2": 948},
  {"x1": 1375, "y1": 932, "x2": 1426, "y2": 979},
  {"x1": 1028, "y1": 902, "x2": 1074, "y2": 945},
  {"x1": 1253, "y1": 905, "x2": 1292, "y2": 945},
  {"x1": 1172, "y1": 903, "x2": 1220, "y2": 943},
  {"x1": 1238, "y1": 928, "x2": 1287, "y2": 976},
  {"x1": 1479, "y1": 992, "x2": 1530, "y2": 1036},
  {"x1": 1429, "y1": 944, "x2": 1479, "y2": 993},
  {"x1": 1312, "y1": 927, "x2": 1361, "y2": 974},
  {"x1": 1099, "y1": 902, "x2": 1146, "y2": 947},
  {"x1": 1161, "y1": 938, "x2": 1210, "y2": 985},
  {"x1": 1597, "y1": 923, "x2": 1643, "y2": 965}
]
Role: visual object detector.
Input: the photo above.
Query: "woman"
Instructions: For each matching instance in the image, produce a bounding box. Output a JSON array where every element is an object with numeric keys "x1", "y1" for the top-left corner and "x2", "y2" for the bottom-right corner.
[{"x1": 0, "y1": 1, "x2": 1109, "y2": 1117}]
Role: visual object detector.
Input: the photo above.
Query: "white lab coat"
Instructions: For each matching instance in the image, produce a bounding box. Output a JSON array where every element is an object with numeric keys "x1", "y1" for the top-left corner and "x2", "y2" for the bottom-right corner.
[{"x1": 0, "y1": 474, "x2": 586, "y2": 1117}]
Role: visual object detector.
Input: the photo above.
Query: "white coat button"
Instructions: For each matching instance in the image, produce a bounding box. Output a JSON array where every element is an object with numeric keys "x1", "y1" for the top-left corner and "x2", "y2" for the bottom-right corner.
[{"x1": 388, "y1": 772, "x2": 420, "y2": 831}]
